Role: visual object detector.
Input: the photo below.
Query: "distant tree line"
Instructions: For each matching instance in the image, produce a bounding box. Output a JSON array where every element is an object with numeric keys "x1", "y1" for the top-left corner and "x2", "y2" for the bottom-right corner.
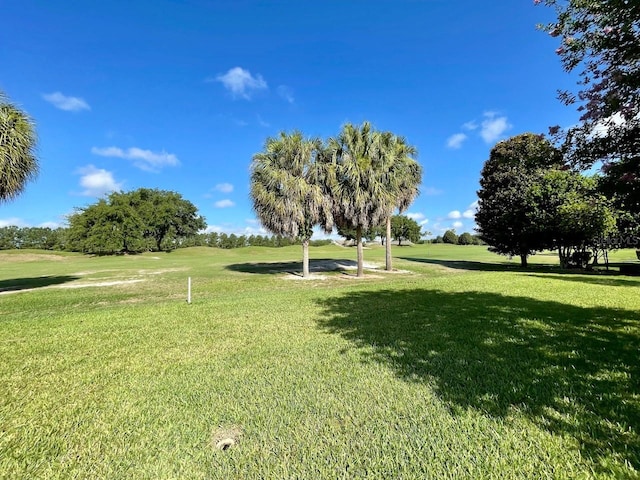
[
  {"x1": 0, "y1": 224, "x2": 333, "y2": 252},
  {"x1": 336, "y1": 215, "x2": 425, "y2": 246},
  {"x1": 0, "y1": 187, "x2": 335, "y2": 253}
]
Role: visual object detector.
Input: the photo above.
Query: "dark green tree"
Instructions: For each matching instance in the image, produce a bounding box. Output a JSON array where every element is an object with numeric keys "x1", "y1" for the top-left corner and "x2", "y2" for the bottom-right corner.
[
  {"x1": 476, "y1": 133, "x2": 563, "y2": 267},
  {"x1": 529, "y1": 170, "x2": 617, "y2": 268},
  {"x1": 390, "y1": 215, "x2": 421, "y2": 245},
  {"x1": 128, "y1": 188, "x2": 205, "y2": 251},
  {"x1": 458, "y1": 232, "x2": 474, "y2": 245},
  {"x1": 67, "y1": 189, "x2": 205, "y2": 254},
  {"x1": 443, "y1": 230, "x2": 458, "y2": 245}
]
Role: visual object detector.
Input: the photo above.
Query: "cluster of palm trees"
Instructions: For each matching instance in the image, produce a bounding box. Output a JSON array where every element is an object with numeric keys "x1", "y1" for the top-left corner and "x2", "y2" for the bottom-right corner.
[
  {"x1": 251, "y1": 122, "x2": 422, "y2": 278},
  {"x1": 0, "y1": 91, "x2": 38, "y2": 203}
]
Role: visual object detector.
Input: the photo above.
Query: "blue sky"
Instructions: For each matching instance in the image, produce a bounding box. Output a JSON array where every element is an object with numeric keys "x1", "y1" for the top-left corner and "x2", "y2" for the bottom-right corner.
[{"x1": 0, "y1": 0, "x2": 576, "y2": 238}]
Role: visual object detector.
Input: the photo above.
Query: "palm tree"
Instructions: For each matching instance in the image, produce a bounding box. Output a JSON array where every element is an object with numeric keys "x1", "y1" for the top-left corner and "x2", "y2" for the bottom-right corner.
[
  {"x1": 325, "y1": 122, "x2": 396, "y2": 277},
  {"x1": 0, "y1": 91, "x2": 38, "y2": 202},
  {"x1": 250, "y1": 131, "x2": 332, "y2": 277},
  {"x1": 379, "y1": 134, "x2": 421, "y2": 271}
]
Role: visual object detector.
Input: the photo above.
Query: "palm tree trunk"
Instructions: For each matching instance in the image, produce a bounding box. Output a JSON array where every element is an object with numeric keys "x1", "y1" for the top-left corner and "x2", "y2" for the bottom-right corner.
[
  {"x1": 385, "y1": 217, "x2": 392, "y2": 271},
  {"x1": 356, "y1": 225, "x2": 364, "y2": 278},
  {"x1": 302, "y1": 238, "x2": 310, "y2": 278}
]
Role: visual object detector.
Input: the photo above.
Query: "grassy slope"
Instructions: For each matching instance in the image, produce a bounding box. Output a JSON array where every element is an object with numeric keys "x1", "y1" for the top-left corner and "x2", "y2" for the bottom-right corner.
[{"x1": 0, "y1": 245, "x2": 638, "y2": 479}]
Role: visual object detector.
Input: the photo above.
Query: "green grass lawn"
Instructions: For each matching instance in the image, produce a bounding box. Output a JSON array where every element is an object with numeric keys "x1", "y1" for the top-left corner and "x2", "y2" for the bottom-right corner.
[{"x1": 1, "y1": 245, "x2": 639, "y2": 479}]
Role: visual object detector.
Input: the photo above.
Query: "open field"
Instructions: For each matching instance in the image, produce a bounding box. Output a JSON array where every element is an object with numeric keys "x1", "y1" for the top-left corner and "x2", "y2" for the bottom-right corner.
[{"x1": 1, "y1": 245, "x2": 639, "y2": 478}]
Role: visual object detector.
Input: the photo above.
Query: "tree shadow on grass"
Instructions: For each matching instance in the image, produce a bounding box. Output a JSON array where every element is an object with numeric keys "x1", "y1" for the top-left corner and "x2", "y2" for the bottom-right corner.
[
  {"x1": 401, "y1": 257, "x2": 640, "y2": 285},
  {"x1": 0, "y1": 275, "x2": 80, "y2": 293},
  {"x1": 315, "y1": 288, "x2": 640, "y2": 472},
  {"x1": 526, "y1": 272, "x2": 640, "y2": 288},
  {"x1": 226, "y1": 259, "x2": 360, "y2": 275},
  {"x1": 398, "y1": 257, "x2": 532, "y2": 273}
]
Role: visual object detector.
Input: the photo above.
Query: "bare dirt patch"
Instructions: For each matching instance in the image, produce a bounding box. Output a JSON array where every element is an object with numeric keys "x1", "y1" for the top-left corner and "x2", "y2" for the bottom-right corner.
[
  {"x1": 58, "y1": 279, "x2": 145, "y2": 289},
  {"x1": 211, "y1": 426, "x2": 243, "y2": 451},
  {"x1": 283, "y1": 260, "x2": 409, "y2": 280},
  {"x1": 0, "y1": 253, "x2": 68, "y2": 263}
]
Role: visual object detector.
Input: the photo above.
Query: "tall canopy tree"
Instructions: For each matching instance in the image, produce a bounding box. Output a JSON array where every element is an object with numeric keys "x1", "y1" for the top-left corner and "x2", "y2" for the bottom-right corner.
[
  {"x1": 325, "y1": 122, "x2": 397, "y2": 277},
  {"x1": 529, "y1": 169, "x2": 617, "y2": 268},
  {"x1": 538, "y1": 0, "x2": 640, "y2": 231},
  {"x1": 67, "y1": 189, "x2": 205, "y2": 254},
  {"x1": 390, "y1": 215, "x2": 421, "y2": 245},
  {"x1": 476, "y1": 133, "x2": 563, "y2": 267},
  {"x1": 0, "y1": 91, "x2": 38, "y2": 202},
  {"x1": 127, "y1": 188, "x2": 205, "y2": 251},
  {"x1": 250, "y1": 131, "x2": 333, "y2": 277}
]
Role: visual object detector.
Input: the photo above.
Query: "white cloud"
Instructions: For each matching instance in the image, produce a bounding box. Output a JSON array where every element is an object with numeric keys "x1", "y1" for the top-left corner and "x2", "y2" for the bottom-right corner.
[
  {"x1": 77, "y1": 165, "x2": 122, "y2": 197},
  {"x1": 462, "y1": 121, "x2": 478, "y2": 131},
  {"x1": 204, "y1": 223, "x2": 267, "y2": 236},
  {"x1": 422, "y1": 186, "x2": 443, "y2": 196},
  {"x1": 462, "y1": 209, "x2": 475, "y2": 219},
  {"x1": 257, "y1": 114, "x2": 270, "y2": 127},
  {"x1": 91, "y1": 146, "x2": 180, "y2": 172},
  {"x1": 452, "y1": 221, "x2": 464, "y2": 229},
  {"x1": 469, "y1": 200, "x2": 479, "y2": 210},
  {"x1": 591, "y1": 112, "x2": 628, "y2": 138},
  {"x1": 42, "y1": 92, "x2": 90, "y2": 112},
  {"x1": 0, "y1": 217, "x2": 29, "y2": 228},
  {"x1": 39, "y1": 221, "x2": 61, "y2": 229},
  {"x1": 212, "y1": 67, "x2": 267, "y2": 100},
  {"x1": 277, "y1": 85, "x2": 295, "y2": 103},
  {"x1": 419, "y1": 219, "x2": 429, "y2": 226},
  {"x1": 215, "y1": 183, "x2": 234, "y2": 193},
  {"x1": 481, "y1": 112, "x2": 511, "y2": 143},
  {"x1": 447, "y1": 210, "x2": 462, "y2": 219},
  {"x1": 446, "y1": 133, "x2": 467, "y2": 149},
  {"x1": 214, "y1": 199, "x2": 235, "y2": 208},
  {"x1": 407, "y1": 212, "x2": 425, "y2": 221}
]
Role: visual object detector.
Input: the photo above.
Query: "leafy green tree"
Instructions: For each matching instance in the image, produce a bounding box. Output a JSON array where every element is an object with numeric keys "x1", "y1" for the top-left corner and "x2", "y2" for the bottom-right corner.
[
  {"x1": 443, "y1": 230, "x2": 458, "y2": 245},
  {"x1": 337, "y1": 224, "x2": 380, "y2": 243},
  {"x1": 458, "y1": 232, "x2": 474, "y2": 245},
  {"x1": 390, "y1": 215, "x2": 421, "y2": 245},
  {"x1": 207, "y1": 231, "x2": 220, "y2": 247},
  {"x1": 529, "y1": 170, "x2": 617, "y2": 268},
  {"x1": 67, "y1": 189, "x2": 204, "y2": 254},
  {"x1": 598, "y1": 161, "x2": 640, "y2": 235},
  {"x1": 251, "y1": 131, "x2": 332, "y2": 277},
  {"x1": 325, "y1": 122, "x2": 397, "y2": 277},
  {"x1": 0, "y1": 91, "x2": 38, "y2": 203},
  {"x1": 67, "y1": 199, "x2": 135, "y2": 254},
  {"x1": 433, "y1": 235, "x2": 444, "y2": 244},
  {"x1": 476, "y1": 133, "x2": 563, "y2": 267},
  {"x1": 0, "y1": 226, "x2": 19, "y2": 249},
  {"x1": 471, "y1": 234, "x2": 485, "y2": 246},
  {"x1": 128, "y1": 188, "x2": 205, "y2": 251}
]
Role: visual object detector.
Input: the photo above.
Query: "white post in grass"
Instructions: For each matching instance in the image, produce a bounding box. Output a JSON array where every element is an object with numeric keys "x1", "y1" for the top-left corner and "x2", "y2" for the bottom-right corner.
[{"x1": 187, "y1": 277, "x2": 192, "y2": 304}]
